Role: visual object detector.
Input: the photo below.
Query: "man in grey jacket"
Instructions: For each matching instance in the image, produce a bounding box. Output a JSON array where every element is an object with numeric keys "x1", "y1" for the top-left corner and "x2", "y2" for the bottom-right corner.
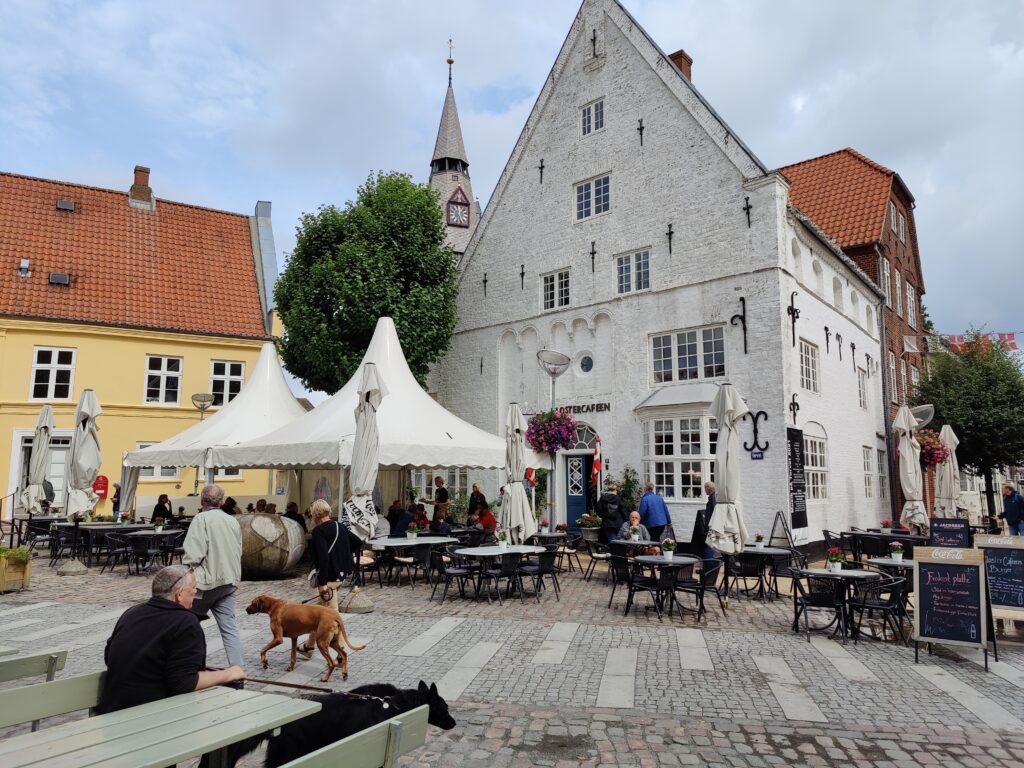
[{"x1": 183, "y1": 484, "x2": 244, "y2": 668}]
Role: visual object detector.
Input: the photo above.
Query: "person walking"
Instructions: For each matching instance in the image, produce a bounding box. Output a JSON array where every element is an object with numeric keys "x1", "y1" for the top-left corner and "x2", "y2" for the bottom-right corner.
[
  {"x1": 691, "y1": 481, "x2": 716, "y2": 558},
  {"x1": 1000, "y1": 484, "x2": 1024, "y2": 535},
  {"x1": 183, "y1": 484, "x2": 244, "y2": 669},
  {"x1": 298, "y1": 500, "x2": 354, "y2": 657},
  {"x1": 638, "y1": 481, "x2": 671, "y2": 542},
  {"x1": 468, "y1": 483, "x2": 487, "y2": 516},
  {"x1": 597, "y1": 483, "x2": 626, "y2": 542}
]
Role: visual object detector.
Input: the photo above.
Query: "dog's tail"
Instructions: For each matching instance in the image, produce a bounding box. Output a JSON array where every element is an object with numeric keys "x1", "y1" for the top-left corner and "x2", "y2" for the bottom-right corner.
[{"x1": 335, "y1": 616, "x2": 367, "y2": 651}]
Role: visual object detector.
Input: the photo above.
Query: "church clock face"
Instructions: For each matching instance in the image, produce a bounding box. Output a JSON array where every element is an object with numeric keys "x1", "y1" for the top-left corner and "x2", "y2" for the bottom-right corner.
[{"x1": 448, "y1": 202, "x2": 470, "y2": 227}]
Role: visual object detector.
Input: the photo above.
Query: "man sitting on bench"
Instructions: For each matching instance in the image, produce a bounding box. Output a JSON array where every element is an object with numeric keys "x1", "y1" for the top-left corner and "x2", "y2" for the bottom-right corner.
[{"x1": 98, "y1": 565, "x2": 245, "y2": 714}]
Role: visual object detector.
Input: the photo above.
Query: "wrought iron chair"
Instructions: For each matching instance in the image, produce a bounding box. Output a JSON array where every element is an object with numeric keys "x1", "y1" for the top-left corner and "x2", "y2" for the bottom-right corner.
[
  {"x1": 479, "y1": 553, "x2": 526, "y2": 605},
  {"x1": 792, "y1": 571, "x2": 846, "y2": 642},
  {"x1": 429, "y1": 550, "x2": 473, "y2": 605},
  {"x1": 675, "y1": 559, "x2": 725, "y2": 621},
  {"x1": 518, "y1": 550, "x2": 561, "y2": 602},
  {"x1": 848, "y1": 575, "x2": 909, "y2": 645},
  {"x1": 583, "y1": 539, "x2": 611, "y2": 582}
]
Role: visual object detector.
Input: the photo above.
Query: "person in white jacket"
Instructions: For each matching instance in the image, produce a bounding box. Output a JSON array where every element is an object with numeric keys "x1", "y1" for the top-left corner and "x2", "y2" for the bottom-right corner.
[{"x1": 183, "y1": 484, "x2": 244, "y2": 668}]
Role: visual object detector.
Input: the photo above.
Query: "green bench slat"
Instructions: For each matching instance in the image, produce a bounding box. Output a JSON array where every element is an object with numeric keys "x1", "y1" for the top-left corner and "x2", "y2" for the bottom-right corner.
[
  {"x1": 0, "y1": 671, "x2": 103, "y2": 729},
  {"x1": 0, "y1": 650, "x2": 67, "y2": 683},
  {"x1": 279, "y1": 705, "x2": 430, "y2": 768}
]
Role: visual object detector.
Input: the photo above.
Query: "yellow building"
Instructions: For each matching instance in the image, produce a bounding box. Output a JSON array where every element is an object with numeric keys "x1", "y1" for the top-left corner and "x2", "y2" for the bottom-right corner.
[{"x1": 0, "y1": 166, "x2": 282, "y2": 518}]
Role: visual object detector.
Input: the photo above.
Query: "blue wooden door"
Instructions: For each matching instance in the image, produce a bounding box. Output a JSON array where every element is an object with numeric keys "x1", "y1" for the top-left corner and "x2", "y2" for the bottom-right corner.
[{"x1": 566, "y1": 455, "x2": 591, "y2": 531}]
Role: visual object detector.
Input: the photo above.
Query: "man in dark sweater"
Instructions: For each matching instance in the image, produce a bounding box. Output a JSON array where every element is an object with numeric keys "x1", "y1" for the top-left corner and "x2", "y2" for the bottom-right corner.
[{"x1": 98, "y1": 565, "x2": 244, "y2": 714}]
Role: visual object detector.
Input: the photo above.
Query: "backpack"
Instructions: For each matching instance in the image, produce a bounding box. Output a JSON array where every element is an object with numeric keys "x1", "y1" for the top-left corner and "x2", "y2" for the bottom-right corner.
[{"x1": 602, "y1": 496, "x2": 621, "y2": 525}]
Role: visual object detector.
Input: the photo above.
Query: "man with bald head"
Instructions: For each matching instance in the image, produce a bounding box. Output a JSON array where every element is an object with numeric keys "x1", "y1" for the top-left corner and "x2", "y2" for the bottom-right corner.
[{"x1": 98, "y1": 565, "x2": 244, "y2": 714}]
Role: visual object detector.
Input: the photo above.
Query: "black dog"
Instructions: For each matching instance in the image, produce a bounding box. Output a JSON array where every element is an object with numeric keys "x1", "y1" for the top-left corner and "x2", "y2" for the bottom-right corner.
[{"x1": 225, "y1": 680, "x2": 456, "y2": 767}]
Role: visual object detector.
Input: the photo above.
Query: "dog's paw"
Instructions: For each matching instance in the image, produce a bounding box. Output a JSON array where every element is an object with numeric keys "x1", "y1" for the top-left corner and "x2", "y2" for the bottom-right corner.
[
  {"x1": 342, "y1": 671, "x2": 348, "y2": 681},
  {"x1": 261, "y1": 660, "x2": 269, "y2": 669},
  {"x1": 286, "y1": 664, "x2": 295, "y2": 672}
]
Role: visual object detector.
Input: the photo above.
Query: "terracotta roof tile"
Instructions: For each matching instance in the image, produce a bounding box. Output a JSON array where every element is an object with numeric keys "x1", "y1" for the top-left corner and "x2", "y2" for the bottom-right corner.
[
  {"x1": 0, "y1": 171, "x2": 267, "y2": 338},
  {"x1": 778, "y1": 148, "x2": 895, "y2": 250}
]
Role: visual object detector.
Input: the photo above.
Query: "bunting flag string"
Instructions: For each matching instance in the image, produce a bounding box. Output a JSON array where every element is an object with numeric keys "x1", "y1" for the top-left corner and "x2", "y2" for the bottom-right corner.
[{"x1": 906, "y1": 331, "x2": 1020, "y2": 352}]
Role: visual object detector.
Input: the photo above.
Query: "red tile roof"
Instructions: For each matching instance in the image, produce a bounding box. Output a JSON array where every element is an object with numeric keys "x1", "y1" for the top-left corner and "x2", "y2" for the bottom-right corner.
[
  {"x1": 778, "y1": 148, "x2": 895, "y2": 250},
  {"x1": 0, "y1": 171, "x2": 267, "y2": 338}
]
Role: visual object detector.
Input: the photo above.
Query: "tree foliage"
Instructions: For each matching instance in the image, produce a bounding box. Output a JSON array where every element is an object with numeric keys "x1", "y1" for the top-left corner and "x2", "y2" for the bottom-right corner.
[
  {"x1": 274, "y1": 172, "x2": 458, "y2": 393},
  {"x1": 913, "y1": 334, "x2": 1024, "y2": 507}
]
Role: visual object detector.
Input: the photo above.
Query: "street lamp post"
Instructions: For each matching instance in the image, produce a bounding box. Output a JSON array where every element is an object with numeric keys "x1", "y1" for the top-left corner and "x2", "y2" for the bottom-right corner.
[
  {"x1": 190, "y1": 392, "x2": 214, "y2": 494},
  {"x1": 536, "y1": 349, "x2": 571, "y2": 411}
]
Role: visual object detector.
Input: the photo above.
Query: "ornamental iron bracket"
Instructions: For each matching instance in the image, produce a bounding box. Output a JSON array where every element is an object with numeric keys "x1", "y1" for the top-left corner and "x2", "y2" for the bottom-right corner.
[
  {"x1": 666, "y1": 223, "x2": 674, "y2": 255},
  {"x1": 786, "y1": 291, "x2": 800, "y2": 347},
  {"x1": 520, "y1": 264, "x2": 525, "y2": 289},
  {"x1": 730, "y1": 296, "x2": 748, "y2": 354},
  {"x1": 850, "y1": 341, "x2": 857, "y2": 371},
  {"x1": 789, "y1": 393, "x2": 800, "y2": 424},
  {"x1": 824, "y1": 326, "x2": 831, "y2": 354},
  {"x1": 836, "y1": 332, "x2": 843, "y2": 360},
  {"x1": 742, "y1": 410, "x2": 769, "y2": 452},
  {"x1": 482, "y1": 272, "x2": 488, "y2": 297}
]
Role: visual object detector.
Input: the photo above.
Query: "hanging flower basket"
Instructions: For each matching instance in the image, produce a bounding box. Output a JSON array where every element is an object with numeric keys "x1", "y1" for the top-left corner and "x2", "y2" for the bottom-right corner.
[
  {"x1": 916, "y1": 429, "x2": 950, "y2": 468},
  {"x1": 525, "y1": 409, "x2": 578, "y2": 455}
]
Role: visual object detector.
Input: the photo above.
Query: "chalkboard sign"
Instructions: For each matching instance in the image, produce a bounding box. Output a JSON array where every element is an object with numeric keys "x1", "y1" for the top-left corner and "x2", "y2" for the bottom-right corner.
[
  {"x1": 975, "y1": 534, "x2": 1024, "y2": 614},
  {"x1": 928, "y1": 517, "x2": 971, "y2": 548},
  {"x1": 786, "y1": 428, "x2": 808, "y2": 530},
  {"x1": 914, "y1": 547, "x2": 987, "y2": 650}
]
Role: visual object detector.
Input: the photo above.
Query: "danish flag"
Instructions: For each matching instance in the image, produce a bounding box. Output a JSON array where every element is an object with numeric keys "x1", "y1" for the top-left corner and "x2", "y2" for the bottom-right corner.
[
  {"x1": 525, "y1": 467, "x2": 537, "y2": 487},
  {"x1": 592, "y1": 437, "x2": 602, "y2": 485},
  {"x1": 948, "y1": 335, "x2": 965, "y2": 352},
  {"x1": 998, "y1": 332, "x2": 1018, "y2": 350}
]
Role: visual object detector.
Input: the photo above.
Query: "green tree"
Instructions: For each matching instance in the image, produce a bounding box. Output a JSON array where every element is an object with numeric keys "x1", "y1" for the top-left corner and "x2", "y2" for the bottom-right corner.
[
  {"x1": 913, "y1": 333, "x2": 1024, "y2": 516},
  {"x1": 274, "y1": 172, "x2": 458, "y2": 393}
]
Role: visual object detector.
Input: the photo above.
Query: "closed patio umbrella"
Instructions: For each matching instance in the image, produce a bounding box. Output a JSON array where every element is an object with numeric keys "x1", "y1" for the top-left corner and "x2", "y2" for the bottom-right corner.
[
  {"x1": 500, "y1": 403, "x2": 536, "y2": 544},
  {"x1": 342, "y1": 363, "x2": 387, "y2": 542},
  {"x1": 934, "y1": 424, "x2": 961, "y2": 518},
  {"x1": 119, "y1": 458, "x2": 140, "y2": 521},
  {"x1": 19, "y1": 405, "x2": 54, "y2": 516},
  {"x1": 893, "y1": 405, "x2": 928, "y2": 534},
  {"x1": 707, "y1": 383, "x2": 750, "y2": 555},
  {"x1": 64, "y1": 389, "x2": 102, "y2": 518}
]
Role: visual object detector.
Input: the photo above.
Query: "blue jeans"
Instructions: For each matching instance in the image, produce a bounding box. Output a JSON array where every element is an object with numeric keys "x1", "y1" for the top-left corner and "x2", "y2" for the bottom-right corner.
[
  {"x1": 1010, "y1": 522, "x2": 1024, "y2": 536},
  {"x1": 192, "y1": 584, "x2": 243, "y2": 668}
]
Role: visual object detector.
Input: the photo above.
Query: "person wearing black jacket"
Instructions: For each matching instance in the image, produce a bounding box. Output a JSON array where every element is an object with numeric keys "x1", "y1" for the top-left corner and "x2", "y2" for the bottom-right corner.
[
  {"x1": 310, "y1": 499, "x2": 354, "y2": 611},
  {"x1": 597, "y1": 484, "x2": 626, "y2": 542},
  {"x1": 468, "y1": 483, "x2": 487, "y2": 516},
  {"x1": 97, "y1": 565, "x2": 244, "y2": 714}
]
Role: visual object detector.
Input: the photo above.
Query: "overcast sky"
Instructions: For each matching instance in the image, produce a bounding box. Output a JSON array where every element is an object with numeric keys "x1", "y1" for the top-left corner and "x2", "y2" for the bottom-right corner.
[{"x1": 2, "y1": 0, "x2": 1021, "y2": 395}]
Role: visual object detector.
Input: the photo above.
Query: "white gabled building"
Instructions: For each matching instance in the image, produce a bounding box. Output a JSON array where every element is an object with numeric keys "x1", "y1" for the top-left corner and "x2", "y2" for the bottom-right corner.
[{"x1": 429, "y1": 0, "x2": 888, "y2": 543}]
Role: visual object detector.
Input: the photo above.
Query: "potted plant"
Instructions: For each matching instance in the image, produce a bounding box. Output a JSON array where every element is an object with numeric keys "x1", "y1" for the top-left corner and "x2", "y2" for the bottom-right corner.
[
  {"x1": 538, "y1": 518, "x2": 550, "y2": 534},
  {"x1": 496, "y1": 528, "x2": 509, "y2": 550},
  {"x1": 153, "y1": 517, "x2": 165, "y2": 532},
  {"x1": 407, "y1": 522, "x2": 426, "y2": 539},
  {"x1": 880, "y1": 519, "x2": 893, "y2": 534},
  {"x1": 661, "y1": 539, "x2": 676, "y2": 561},
  {"x1": 555, "y1": 523, "x2": 568, "y2": 533},
  {"x1": 629, "y1": 525, "x2": 641, "y2": 542},
  {"x1": 889, "y1": 541, "x2": 905, "y2": 562},
  {"x1": 754, "y1": 532, "x2": 766, "y2": 550},
  {"x1": 826, "y1": 547, "x2": 845, "y2": 573},
  {"x1": 576, "y1": 513, "x2": 602, "y2": 543},
  {"x1": 0, "y1": 547, "x2": 32, "y2": 593}
]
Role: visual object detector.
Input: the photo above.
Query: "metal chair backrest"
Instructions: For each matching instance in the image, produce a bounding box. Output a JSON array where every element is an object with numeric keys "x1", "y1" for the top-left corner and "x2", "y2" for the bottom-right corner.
[
  {"x1": 700, "y1": 558, "x2": 722, "y2": 587},
  {"x1": 430, "y1": 549, "x2": 449, "y2": 575},
  {"x1": 497, "y1": 552, "x2": 522, "y2": 576},
  {"x1": 609, "y1": 554, "x2": 632, "y2": 582},
  {"x1": 533, "y1": 551, "x2": 558, "y2": 574},
  {"x1": 467, "y1": 530, "x2": 485, "y2": 548}
]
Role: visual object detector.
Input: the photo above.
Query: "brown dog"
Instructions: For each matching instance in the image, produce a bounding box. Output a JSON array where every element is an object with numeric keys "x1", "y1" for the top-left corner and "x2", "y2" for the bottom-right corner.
[{"x1": 246, "y1": 595, "x2": 366, "y2": 682}]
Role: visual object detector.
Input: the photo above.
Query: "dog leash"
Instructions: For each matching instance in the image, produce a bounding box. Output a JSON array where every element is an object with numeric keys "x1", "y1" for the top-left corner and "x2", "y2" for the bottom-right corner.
[
  {"x1": 208, "y1": 668, "x2": 334, "y2": 694},
  {"x1": 300, "y1": 587, "x2": 335, "y2": 604}
]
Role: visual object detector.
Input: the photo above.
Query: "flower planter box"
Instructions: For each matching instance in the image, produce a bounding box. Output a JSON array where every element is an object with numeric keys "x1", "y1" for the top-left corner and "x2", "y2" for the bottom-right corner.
[
  {"x1": 0, "y1": 557, "x2": 31, "y2": 593},
  {"x1": 580, "y1": 528, "x2": 600, "y2": 544}
]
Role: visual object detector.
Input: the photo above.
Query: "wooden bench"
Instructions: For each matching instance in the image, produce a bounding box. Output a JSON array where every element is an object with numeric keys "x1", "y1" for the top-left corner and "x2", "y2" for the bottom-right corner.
[
  {"x1": 0, "y1": 650, "x2": 72, "y2": 732},
  {"x1": 0, "y1": 669, "x2": 103, "y2": 731},
  {"x1": 279, "y1": 704, "x2": 429, "y2": 768}
]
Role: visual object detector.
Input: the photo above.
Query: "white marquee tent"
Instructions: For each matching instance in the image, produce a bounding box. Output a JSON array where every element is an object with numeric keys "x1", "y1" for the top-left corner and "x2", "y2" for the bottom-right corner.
[
  {"x1": 123, "y1": 341, "x2": 307, "y2": 480},
  {"x1": 210, "y1": 317, "x2": 548, "y2": 472}
]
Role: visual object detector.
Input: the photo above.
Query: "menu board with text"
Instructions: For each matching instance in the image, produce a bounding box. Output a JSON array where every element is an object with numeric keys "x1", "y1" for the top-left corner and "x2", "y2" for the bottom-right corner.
[
  {"x1": 974, "y1": 534, "x2": 1024, "y2": 614},
  {"x1": 786, "y1": 428, "x2": 808, "y2": 530},
  {"x1": 928, "y1": 518, "x2": 971, "y2": 548},
  {"x1": 914, "y1": 547, "x2": 987, "y2": 650}
]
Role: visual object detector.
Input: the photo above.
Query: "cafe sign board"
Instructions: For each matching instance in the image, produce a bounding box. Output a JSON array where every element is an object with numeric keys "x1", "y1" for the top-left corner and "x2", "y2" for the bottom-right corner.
[
  {"x1": 974, "y1": 534, "x2": 1024, "y2": 614},
  {"x1": 928, "y1": 517, "x2": 971, "y2": 548},
  {"x1": 914, "y1": 547, "x2": 991, "y2": 666}
]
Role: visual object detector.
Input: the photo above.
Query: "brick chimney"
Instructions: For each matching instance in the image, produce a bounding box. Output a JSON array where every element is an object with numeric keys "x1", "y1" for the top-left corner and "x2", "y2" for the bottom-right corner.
[
  {"x1": 668, "y1": 49, "x2": 693, "y2": 81},
  {"x1": 129, "y1": 165, "x2": 153, "y2": 207}
]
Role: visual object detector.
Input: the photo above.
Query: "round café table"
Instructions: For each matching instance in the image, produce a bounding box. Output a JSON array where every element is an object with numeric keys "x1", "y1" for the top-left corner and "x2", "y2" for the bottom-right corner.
[
  {"x1": 530, "y1": 531, "x2": 567, "y2": 541},
  {"x1": 455, "y1": 545, "x2": 546, "y2": 600},
  {"x1": 794, "y1": 567, "x2": 882, "y2": 641},
  {"x1": 370, "y1": 536, "x2": 457, "y2": 549},
  {"x1": 732, "y1": 546, "x2": 792, "y2": 601}
]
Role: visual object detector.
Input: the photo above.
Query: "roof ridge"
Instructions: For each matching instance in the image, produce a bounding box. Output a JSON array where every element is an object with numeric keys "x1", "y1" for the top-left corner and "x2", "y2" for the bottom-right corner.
[
  {"x1": 778, "y1": 147, "x2": 894, "y2": 178},
  {"x1": 0, "y1": 170, "x2": 251, "y2": 219}
]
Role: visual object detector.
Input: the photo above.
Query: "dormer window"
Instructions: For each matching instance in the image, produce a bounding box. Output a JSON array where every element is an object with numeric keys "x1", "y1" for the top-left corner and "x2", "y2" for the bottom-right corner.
[
  {"x1": 447, "y1": 187, "x2": 470, "y2": 228},
  {"x1": 581, "y1": 99, "x2": 605, "y2": 137}
]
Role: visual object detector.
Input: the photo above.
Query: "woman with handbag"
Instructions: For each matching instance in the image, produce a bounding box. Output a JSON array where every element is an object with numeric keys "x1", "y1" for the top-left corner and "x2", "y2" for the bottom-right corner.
[{"x1": 298, "y1": 500, "x2": 355, "y2": 657}]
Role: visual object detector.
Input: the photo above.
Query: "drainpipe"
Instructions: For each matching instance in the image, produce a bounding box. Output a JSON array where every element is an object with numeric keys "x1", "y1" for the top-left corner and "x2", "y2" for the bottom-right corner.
[{"x1": 875, "y1": 244, "x2": 898, "y2": 520}]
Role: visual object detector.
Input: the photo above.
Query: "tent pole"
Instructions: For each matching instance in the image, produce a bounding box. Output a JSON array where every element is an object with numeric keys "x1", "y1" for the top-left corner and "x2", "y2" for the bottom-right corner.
[{"x1": 339, "y1": 466, "x2": 347, "y2": 517}]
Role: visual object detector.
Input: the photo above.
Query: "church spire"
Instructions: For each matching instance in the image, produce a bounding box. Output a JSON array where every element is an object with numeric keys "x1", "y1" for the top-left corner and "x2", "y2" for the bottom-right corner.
[{"x1": 432, "y1": 41, "x2": 469, "y2": 171}]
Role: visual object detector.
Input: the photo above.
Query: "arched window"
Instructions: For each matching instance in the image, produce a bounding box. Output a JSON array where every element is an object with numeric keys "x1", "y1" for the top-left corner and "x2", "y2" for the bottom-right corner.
[
  {"x1": 790, "y1": 238, "x2": 802, "y2": 279},
  {"x1": 850, "y1": 291, "x2": 860, "y2": 318},
  {"x1": 812, "y1": 261, "x2": 824, "y2": 296},
  {"x1": 802, "y1": 422, "x2": 829, "y2": 501},
  {"x1": 832, "y1": 277, "x2": 844, "y2": 311},
  {"x1": 865, "y1": 304, "x2": 875, "y2": 332},
  {"x1": 572, "y1": 423, "x2": 599, "y2": 450}
]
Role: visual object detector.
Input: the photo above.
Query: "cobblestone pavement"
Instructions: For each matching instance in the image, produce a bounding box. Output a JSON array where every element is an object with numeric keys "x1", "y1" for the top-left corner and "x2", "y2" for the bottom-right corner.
[{"x1": 4, "y1": 555, "x2": 1024, "y2": 766}]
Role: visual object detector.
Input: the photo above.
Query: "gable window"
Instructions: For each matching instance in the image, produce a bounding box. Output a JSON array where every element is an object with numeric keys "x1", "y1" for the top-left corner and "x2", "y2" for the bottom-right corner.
[
  {"x1": 857, "y1": 368, "x2": 868, "y2": 409},
  {"x1": 900, "y1": 359, "x2": 908, "y2": 404},
  {"x1": 882, "y1": 259, "x2": 892, "y2": 307},
  {"x1": 888, "y1": 351, "x2": 898, "y2": 403},
  {"x1": 145, "y1": 356, "x2": 181, "y2": 405},
  {"x1": 575, "y1": 174, "x2": 610, "y2": 220},
  {"x1": 799, "y1": 339, "x2": 820, "y2": 394},
  {"x1": 211, "y1": 361, "x2": 245, "y2": 407},
  {"x1": 581, "y1": 99, "x2": 604, "y2": 136},
  {"x1": 650, "y1": 325, "x2": 726, "y2": 384},
  {"x1": 803, "y1": 434, "x2": 829, "y2": 500},
  {"x1": 542, "y1": 270, "x2": 570, "y2": 310},
  {"x1": 890, "y1": 201, "x2": 898, "y2": 232},
  {"x1": 911, "y1": 365, "x2": 921, "y2": 396},
  {"x1": 641, "y1": 414, "x2": 717, "y2": 499},
  {"x1": 898, "y1": 212, "x2": 906, "y2": 243},
  {"x1": 616, "y1": 249, "x2": 650, "y2": 294},
  {"x1": 862, "y1": 446, "x2": 874, "y2": 498},
  {"x1": 877, "y1": 448, "x2": 890, "y2": 498},
  {"x1": 906, "y1": 283, "x2": 917, "y2": 330},
  {"x1": 894, "y1": 273, "x2": 903, "y2": 317},
  {"x1": 136, "y1": 442, "x2": 179, "y2": 480},
  {"x1": 30, "y1": 347, "x2": 75, "y2": 401}
]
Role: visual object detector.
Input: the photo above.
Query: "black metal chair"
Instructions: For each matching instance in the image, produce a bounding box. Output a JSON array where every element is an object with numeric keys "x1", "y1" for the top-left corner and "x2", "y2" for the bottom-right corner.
[
  {"x1": 49, "y1": 527, "x2": 82, "y2": 567},
  {"x1": 583, "y1": 539, "x2": 611, "y2": 582},
  {"x1": 100, "y1": 532, "x2": 132, "y2": 574},
  {"x1": 23, "y1": 520, "x2": 53, "y2": 554},
  {"x1": 626, "y1": 564, "x2": 678, "y2": 620},
  {"x1": 727, "y1": 552, "x2": 765, "y2": 597},
  {"x1": 429, "y1": 550, "x2": 473, "y2": 604},
  {"x1": 859, "y1": 535, "x2": 890, "y2": 559},
  {"x1": 792, "y1": 572, "x2": 845, "y2": 642},
  {"x1": 767, "y1": 548, "x2": 808, "y2": 598},
  {"x1": 556, "y1": 533, "x2": 584, "y2": 573},
  {"x1": 519, "y1": 550, "x2": 561, "y2": 602},
  {"x1": 160, "y1": 530, "x2": 186, "y2": 565},
  {"x1": 675, "y1": 559, "x2": 725, "y2": 621},
  {"x1": 848, "y1": 575, "x2": 909, "y2": 645},
  {"x1": 479, "y1": 553, "x2": 526, "y2": 605},
  {"x1": 127, "y1": 534, "x2": 163, "y2": 575}
]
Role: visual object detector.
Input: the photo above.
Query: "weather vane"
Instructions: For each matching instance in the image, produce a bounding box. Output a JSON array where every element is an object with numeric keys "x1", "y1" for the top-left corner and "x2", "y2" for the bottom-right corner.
[{"x1": 447, "y1": 37, "x2": 455, "y2": 84}]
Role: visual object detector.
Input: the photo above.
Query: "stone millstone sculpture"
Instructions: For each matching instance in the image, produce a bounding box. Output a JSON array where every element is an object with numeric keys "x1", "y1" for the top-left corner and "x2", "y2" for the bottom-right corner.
[{"x1": 238, "y1": 513, "x2": 306, "y2": 579}]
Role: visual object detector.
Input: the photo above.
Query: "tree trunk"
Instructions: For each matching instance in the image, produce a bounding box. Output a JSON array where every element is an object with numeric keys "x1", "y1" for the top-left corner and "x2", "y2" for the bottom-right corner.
[{"x1": 984, "y1": 468, "x2": 998, "y2": 519}]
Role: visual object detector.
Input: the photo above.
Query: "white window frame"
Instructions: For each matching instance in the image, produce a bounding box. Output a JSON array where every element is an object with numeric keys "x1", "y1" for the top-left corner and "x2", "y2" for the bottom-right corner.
[
  {"x1": 894, "y1": 272, "x2": 903, "y2": 318},
  {"x1": 857, "y1": 368, "x2": 868, "y2": 409},
  {"x1": 877, "y1": 449, "x2": 890, "y2": 498},
  {"x1": 580, "y1": 98, "x2": 605, "y2": 137},
  {"x1": 911, "y1": 365, "x2": 920, "y2": 395},
  {"x1": 906, "y1": 283, "x2": 917, "y2": 330},
  {"x1": 862, "y1": 446, "x2": 874, "y2": 498},
  {"x1": 890, "y1": 201, "x2": 898, "y2": 232},
  {"x1": 900, "y1": 359, "x2": 908, "y2": 404},
  {"x1": 888, "y1": 351, "x2": 898, "y2": 403},
  {"x1": 641, "y1": 413, "x2": 718, "y2": 501},
  {"x1": 575, "y1": 174, "x2": 611, "y2": 221},
  {"x1": 882, "y1": 259, "x2": 892, "y2": 308},
  {"x1": 210, "y1": 360, "x2": 245, "y2": 407},
  {"x1": 804, "y1": 435, "x2": 829, "y2": 501},
  {"x1": 542, "y1": 270, "x2": 570, "y2": 310},
  {"x1": 898, "y1": 212, "x2": 906, "y2": 243},
  {"x1": 216, "y1": 466, "x2": 242, "y2": 479},
  {"x1": 649, "y1": 325, "x2": 726, "y2": 385},
  {"x1": 411, "y1": 469, "x2": 467, "y2": 500},
  {"x1": 144, "y1": 355, "x2": 182, "y2": 406},
  {"x1": 616, "y1": 249, "x2": 650, "y2": 294},
  {"x1": 136, "y1": 442, "x2": 179, "y2": 480},
  {"x1": 30, "y1": 347, "x2": 76, "y2": 402},
  {"x1": 799, "y1": 339, "x2": 820, "y2": 394}
]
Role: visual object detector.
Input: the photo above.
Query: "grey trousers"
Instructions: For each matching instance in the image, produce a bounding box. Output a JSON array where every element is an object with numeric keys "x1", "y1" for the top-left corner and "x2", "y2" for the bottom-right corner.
[{"x1": 192, "y1": 584, "x2": 244, "y2": 668}]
